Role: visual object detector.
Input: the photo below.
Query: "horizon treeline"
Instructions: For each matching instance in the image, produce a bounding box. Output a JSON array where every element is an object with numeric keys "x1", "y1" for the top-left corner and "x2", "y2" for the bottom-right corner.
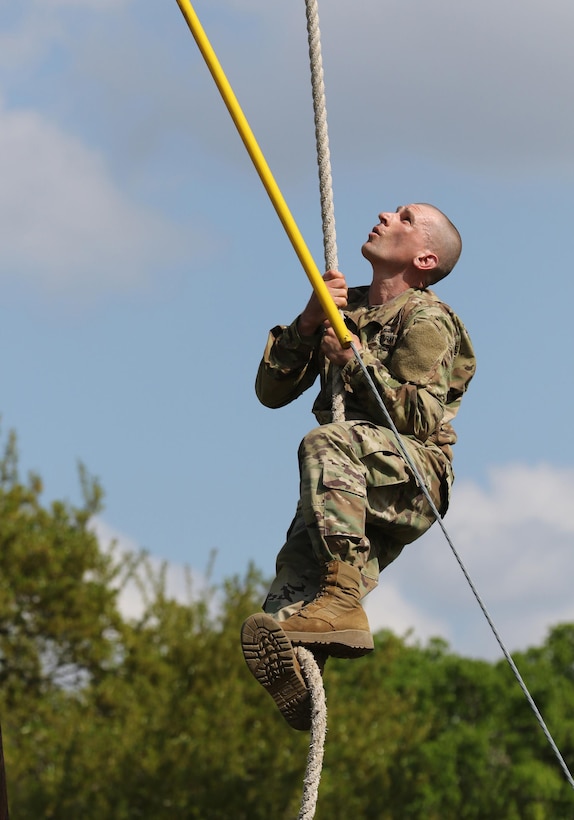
[{"x1": 0, "y1": 428, "x2": 572, "y2": 819}]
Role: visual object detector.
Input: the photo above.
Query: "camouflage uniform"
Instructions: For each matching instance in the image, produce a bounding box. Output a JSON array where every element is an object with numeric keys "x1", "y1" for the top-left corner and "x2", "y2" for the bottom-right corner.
[{"x1": 256, "y1": 286, "x2": 476, "y2": 620}]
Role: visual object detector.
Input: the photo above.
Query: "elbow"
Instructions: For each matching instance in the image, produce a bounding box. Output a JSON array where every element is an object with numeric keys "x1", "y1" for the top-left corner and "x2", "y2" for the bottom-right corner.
[
  {"x1": 255, "y1": 378, "x2": 291, "y2": 409},
  {"x1": 256, "y1": 387, "x2": 282, "y2": 409}
]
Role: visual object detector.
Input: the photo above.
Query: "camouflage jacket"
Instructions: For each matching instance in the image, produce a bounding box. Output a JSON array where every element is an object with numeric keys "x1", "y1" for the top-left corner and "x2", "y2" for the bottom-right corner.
[{"x1": 255, "y1": 286, "x2": 476, "y2": 460}]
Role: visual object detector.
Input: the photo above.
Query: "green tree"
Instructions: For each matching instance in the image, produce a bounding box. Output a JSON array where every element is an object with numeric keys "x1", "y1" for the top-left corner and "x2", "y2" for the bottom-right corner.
[
  {"x1": 0, "y1": 427, "x2": 573, "y2": 818},
  {"x1": 0, "y1": 430, "x2": 129, "y2": 816},
  {"x1": 0, "y1": 427, "x2": 309, "y2": 818}
]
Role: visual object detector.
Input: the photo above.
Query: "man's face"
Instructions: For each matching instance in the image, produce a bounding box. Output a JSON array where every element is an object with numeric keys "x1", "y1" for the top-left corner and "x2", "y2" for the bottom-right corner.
[{"x1": 361, "y1": 203, "x2": 433, "y2": 268}]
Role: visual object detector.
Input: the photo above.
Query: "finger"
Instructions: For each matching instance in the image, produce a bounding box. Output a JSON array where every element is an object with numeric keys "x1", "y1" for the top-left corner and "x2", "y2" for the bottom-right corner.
[{"x1": 323, "y1": 269, "x2": 345, "y2": 282}]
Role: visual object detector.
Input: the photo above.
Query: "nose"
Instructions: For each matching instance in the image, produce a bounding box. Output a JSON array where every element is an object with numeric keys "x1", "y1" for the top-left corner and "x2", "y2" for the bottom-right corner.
[{"x1": 378, "y1": 212, "x2": 391, "y2": 225}]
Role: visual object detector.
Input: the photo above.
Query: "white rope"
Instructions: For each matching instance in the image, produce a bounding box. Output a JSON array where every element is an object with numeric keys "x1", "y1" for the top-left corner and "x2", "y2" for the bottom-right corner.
[
  {"x1": 305, "y1": 0, "x2": 345, "y2": 424},
  {"x1": 284, "y1": 9, "x2": 333, "y2": 819},
  {"x1": 295, "y1": 647, "x2": 328, "y2": 820},
  {"x1": 302, "y1": 0, "x2": 572, "y2": 803}
]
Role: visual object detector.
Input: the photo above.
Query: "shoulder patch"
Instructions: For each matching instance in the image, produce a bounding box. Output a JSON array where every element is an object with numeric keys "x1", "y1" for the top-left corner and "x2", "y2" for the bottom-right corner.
[{"x1": 392, "y1": 315, "x2": 455, "y2": 383}]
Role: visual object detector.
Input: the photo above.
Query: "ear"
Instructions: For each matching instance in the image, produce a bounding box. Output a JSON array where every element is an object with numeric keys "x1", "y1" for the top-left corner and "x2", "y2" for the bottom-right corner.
[{"x1": 414, "y1": 251, "x2": 439, "y2": 271}]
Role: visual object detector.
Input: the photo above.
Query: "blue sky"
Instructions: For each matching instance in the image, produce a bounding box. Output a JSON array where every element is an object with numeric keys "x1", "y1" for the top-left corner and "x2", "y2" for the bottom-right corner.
[{"x1": 0, "y1": 0, "x2": 573, "y2": 661}]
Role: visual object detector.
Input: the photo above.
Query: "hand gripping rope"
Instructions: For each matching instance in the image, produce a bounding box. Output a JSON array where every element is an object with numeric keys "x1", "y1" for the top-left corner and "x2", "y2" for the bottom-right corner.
[{"x1": 173, "y1": 0, "x2": 574, "y2": 811}]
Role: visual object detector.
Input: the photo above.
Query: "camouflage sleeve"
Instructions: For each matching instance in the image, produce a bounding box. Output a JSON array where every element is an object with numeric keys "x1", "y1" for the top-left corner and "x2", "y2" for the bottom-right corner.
[
  {"x1": 255, "y1": 318, "x2": 323, "y2": 409},
  {"x1": 340, "y1": 306, "x2": 458, "y2": 441}
]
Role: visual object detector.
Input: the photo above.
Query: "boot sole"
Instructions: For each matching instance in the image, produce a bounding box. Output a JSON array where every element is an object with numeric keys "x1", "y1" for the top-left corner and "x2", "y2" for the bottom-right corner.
[
  {"x1": 240, "y1": 613, "x2": 311, "y2": 731},
  {"x1": 285, "y1": 628, "x2": 374, "y2": 659}
]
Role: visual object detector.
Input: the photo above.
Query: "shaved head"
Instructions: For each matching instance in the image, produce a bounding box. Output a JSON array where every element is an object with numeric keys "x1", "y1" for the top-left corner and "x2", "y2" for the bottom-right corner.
[{"x1": 418, "y1": 203, "x2": 462, "y2": 285}]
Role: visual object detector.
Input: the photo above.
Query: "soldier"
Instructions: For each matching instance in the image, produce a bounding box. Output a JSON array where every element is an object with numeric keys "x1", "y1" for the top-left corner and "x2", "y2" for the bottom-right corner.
[{"x1": 241, "y1": 203, "x2": 476, "y2": 731}]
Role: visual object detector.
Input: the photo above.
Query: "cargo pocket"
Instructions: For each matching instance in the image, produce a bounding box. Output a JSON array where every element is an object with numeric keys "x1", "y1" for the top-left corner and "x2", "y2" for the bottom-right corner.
[
  {"x1": 321, "y1": 463, "x2": 366, "y2": 538},
  {"x1": 361, "y1": 448, "x2": 411, "y2": 488}
]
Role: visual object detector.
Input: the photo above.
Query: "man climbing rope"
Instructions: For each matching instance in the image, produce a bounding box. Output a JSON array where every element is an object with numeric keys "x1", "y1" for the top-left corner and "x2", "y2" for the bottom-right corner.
[{"x1": 241, "y1": 202, "x2": 476, "y2": 731}]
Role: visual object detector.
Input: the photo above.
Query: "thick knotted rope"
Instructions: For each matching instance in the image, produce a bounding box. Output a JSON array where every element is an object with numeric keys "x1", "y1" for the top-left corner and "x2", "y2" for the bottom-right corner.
[
  {"x1": 293, "y1": 3, "x2": 339, "y2": 816},
  {"x1": 302, "y1": 0, "x2": 574, "y2": 803},
  {"x1": 174, "y1": 0, "x2": 574, "y2": 800},
  {"x1": 305, "y1": 0, "x2": 345, "y2": 424},
  {"x1": 292, "y1": 4, "x2": 343, "y2": 817},
  {"x1": 302, "y1": 0, "x2": 574, "y2": 801},
  {"x1": 295, "y1": 647, "x2": 328, "y2": 820}
]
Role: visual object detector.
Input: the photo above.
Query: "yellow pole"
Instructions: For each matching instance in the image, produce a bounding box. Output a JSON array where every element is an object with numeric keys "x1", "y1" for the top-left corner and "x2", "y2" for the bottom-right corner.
[{"x1": 174, "y1": 0, "x2": 352, "y2": 347}]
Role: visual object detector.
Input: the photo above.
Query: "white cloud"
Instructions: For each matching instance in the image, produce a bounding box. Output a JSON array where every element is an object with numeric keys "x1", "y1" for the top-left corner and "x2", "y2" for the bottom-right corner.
[
  {"x1": 92, "y1": 464, "x2": 574, "y2": 661},
  {"x1": 365, "y1": 582, "x2": 451, "y2": 647},
  {"x1": 6, "y1": 0, "x2": 573, "y2": 202},
  {"x1": 0, "y1": 1, "x2": 129, "y2": 73},
  {"x1": 364, "y1": 463, "x2": 574, "y2": 660},
  {"x1": 3, "y1": 0, "x2": 574, "y2": 181},
  {"x1": 172, "y1": 0, "x2": 574, "y2": 175},
  {"x1": 90, "y1": 518, "x2": 212, "y2": 622},
  {"x1": 0, "y1": 16, "x2": 61, "y2": 71},
  {"x1": 40, "y1": 0, "x2": 129, "y2": 7},
  {"x1": 0, "y1": 100, "x2": 194, "y2": 303},
  {"x1": 317, "y1": 1, "x2": 574, "y2": 173}
]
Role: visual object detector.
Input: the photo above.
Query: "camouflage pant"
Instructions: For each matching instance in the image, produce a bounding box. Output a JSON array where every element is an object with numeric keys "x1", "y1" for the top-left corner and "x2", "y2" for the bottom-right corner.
[{"x1": 263, "y1": 421, "x2": 452, "y2": 620}]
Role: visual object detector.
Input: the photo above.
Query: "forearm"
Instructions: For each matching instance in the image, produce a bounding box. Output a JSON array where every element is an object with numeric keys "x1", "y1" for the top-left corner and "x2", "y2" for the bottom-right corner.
[{"x1": 255, "y1": 320, "x2": 322, "y2": 408}]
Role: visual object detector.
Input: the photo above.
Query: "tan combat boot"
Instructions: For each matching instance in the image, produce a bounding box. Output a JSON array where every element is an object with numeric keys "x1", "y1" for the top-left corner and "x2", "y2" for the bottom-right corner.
[
  {"x1": 281, "y1": 560, "x2": 374, "y2": 658},
  {"x1": 241, "y1": 613, "x2": 312, "y2": 730}
]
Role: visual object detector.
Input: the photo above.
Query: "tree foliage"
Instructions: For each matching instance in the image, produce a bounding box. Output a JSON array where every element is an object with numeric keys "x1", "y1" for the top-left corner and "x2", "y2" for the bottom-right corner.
[{"x1": 0, "y1": 430, "x2": 573, "y2": 818}]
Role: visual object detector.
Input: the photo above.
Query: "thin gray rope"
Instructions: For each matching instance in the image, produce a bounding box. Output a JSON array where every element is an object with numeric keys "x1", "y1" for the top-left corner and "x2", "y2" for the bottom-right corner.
[
  {"x1": 348, "y1": 340, "x2": 574, "y2": 791},
  {"x1": 295, "y1": 647, "x2": 328, "y2": 820},
  {"x1": 305, "y1": 0, "x2": 572, "y2": 800},
  {"x1": 305, "y1": 0, "x2": 345, "y2": 424}
]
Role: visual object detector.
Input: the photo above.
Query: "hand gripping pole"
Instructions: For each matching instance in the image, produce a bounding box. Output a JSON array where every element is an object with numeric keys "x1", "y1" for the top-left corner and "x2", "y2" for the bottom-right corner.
[
  {"x1": 174, "y1": 1, "x2": 574, "y2": 794},
  {"x1": 174, "y1": 0, "x2": 352, "y2": 348}
]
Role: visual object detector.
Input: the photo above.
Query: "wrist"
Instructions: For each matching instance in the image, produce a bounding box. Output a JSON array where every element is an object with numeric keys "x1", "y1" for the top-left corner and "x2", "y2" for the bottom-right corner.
[{"x1": 297, "y1": 314, "x2": 322, "y2": 339}]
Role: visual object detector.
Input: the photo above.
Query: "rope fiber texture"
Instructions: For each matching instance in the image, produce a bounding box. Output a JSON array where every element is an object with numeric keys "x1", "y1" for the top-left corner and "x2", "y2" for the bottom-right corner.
[
  {"x1": 293, "y1": 7, "x2": 336, "y2": 818},
  {"x1": 295, "y1": 647, "x2": 327, "y2": 820},
  {"x1": 302, "y1": 0, "x2": 572, "y2": 808},
  {"x1": 172, "y1": 0, "x2": 573, "y2": 810},
  {"x1": 305, "y1": 0, "x2": 345, "y2": 424},
  {"x1": 304, "y1": 0, "x2": 573, "y2": 790}
]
